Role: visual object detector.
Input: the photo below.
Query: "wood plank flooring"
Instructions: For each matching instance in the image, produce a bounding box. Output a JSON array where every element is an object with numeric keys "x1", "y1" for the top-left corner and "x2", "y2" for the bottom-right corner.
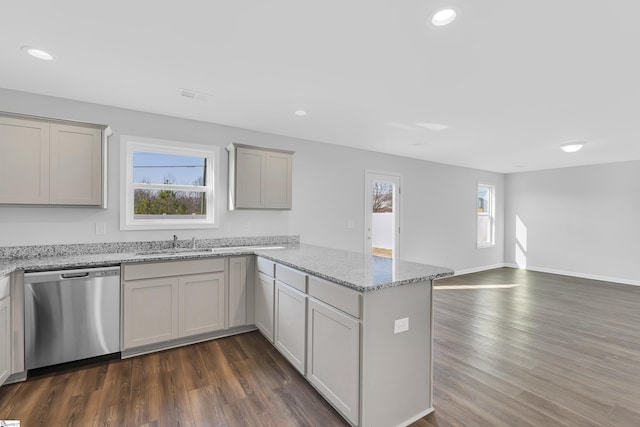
[
  {"x1": 1, "y1": 268, "x2": 639, "y2": 426},
  {"x1": 419, "y1": 268, "x2": 640, "y2": 427}
]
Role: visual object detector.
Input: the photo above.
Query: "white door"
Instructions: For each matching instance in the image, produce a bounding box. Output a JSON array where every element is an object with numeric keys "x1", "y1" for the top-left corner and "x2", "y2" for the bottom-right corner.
[{"x1": 364, "y1": 171, "x2": 401, "y2": 260}]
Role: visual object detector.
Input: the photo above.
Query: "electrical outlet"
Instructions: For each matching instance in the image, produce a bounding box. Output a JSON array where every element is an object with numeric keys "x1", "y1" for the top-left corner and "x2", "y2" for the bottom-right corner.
[
  {"x1": 347, "y1": 220, "x2": 355, "y2": 229},
  {"x1": 394, "y1": 317, "x2": 409, "y2": 334},
  {"x1": 95, "y1": 222, "x2": 106, "y2": 235}
]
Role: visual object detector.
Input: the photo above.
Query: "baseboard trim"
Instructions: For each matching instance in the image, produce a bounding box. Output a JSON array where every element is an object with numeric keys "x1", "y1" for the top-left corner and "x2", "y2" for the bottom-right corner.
[
  {"x1": 450, "y1": 263, "x2": 640, "y2": 287},
  {"x1": 121, "y1": 325, "x2": 258, "y2": 359},
  {"x1": 524, "y1": 265, "x2": 640, "y2": 287},
  {"x1": 453, "y1": 263, "x2": 507, "y2": 277},
  {"x1": 502, "y1": 263, "x2": 640, "y2": 287},
  {"x1": 4, "y1": 371, "x2": 27, "y2": 385},
  {"x1": 398, "y1": 407, "x2": 435, "y2": 427}
]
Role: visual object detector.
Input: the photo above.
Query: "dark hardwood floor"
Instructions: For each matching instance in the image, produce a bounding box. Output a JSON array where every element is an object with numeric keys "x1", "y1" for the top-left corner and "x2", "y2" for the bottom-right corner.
[{"x1": 1, "y1": 268, "x2": 639, "y2": 426}]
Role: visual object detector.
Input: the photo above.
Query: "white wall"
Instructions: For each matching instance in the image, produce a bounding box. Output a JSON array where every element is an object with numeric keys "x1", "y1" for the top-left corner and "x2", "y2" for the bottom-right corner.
[
  {"x1": 372, "y1": 212, "x2": 393, "y2": 249},
  {"x1": 0, "y1": 88, "x2": 504, "y2": 272},
  {"x1": 505, "y1": 161, "x2": 640, "y2": 285}
]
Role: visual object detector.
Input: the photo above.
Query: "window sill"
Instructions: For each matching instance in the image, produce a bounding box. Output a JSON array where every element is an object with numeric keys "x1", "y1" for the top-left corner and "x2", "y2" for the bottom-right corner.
[{"x1": 476, "y1": 243, "x2": 495, "y2": 249}]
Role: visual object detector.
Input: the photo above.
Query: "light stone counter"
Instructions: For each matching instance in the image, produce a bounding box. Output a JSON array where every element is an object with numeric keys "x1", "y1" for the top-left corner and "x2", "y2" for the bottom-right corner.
[
  {"x1": 0, "y1": 239, "x2": 453, "y2": 292},
  {"x1": 0, "y1": 236, "x2": 297, "y2": 274},
  {"x1": 255, "y1": 244, "x2": 453, "y2": 292}
]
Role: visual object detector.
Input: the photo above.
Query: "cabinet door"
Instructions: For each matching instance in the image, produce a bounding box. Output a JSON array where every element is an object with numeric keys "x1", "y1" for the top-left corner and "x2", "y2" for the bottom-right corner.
[
  {"x1": 123, "y1": 277, "x2": 179, "y2": 349},
  {"x1": 0, "y1": 116, "x2": 50, "y2": 204},
  {"x1": 255, "y1": 272, "x2": 275, "y2": 342},
  {"x1": 307, "y1": 298, "x2": 360, "y2": 426},
  {"x1": 179, "y1": 272, "x2": 226, "y2": 337},
  {"x1": 275, "y1": 281, "x2": 307, "y2": 374},
  {"x1": 49, "y1": 124, "x2": 102, "y2": 205},
  {"x1": 0, "y1": 297, "x2": 10, "y2": 385},
  {"x1": 265, "y1": 151, "x2": 292, "y2": 209},
  {"x1": 235, "y1": 147, "x2": 265, "y2": 208},
  {"x1": 228, "y1": 257, "x2": 248, "y2": 328}
]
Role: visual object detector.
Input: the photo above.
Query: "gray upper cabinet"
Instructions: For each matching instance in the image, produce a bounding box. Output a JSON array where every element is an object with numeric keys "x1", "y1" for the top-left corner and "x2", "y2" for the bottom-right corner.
[
  {"x1": 0, "y1": 112, "x2": 108, "y2": 207},
  {"x1": 227, "y1": 143, "x2": 294, "y2": 210},
  {"x1": 49, "y1": 123, "x2": 103, "y2": 206},
  {"x1": 0, "y1": 116, "x2": 50, "y2": 204}
]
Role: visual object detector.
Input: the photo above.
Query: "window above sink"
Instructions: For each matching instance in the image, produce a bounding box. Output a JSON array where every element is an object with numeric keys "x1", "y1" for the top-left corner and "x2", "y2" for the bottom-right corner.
[{"x1": 120, "y1": 135, "x2": 220, "y2": 230}]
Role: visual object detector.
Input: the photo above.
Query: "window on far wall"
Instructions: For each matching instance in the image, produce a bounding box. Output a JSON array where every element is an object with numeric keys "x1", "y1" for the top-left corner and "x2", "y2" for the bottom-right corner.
[
  {"x1": 477, "y1": 183, "x2": 495, "y2": 247},
  {"x1": 120, "y1": 135, "x2": 219, "y2": 230}
]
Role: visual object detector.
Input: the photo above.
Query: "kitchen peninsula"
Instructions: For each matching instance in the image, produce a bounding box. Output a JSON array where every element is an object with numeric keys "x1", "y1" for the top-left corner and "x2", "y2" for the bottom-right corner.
[{"x1": 0, "y1": 239, "x2": 453, "y2": 427}]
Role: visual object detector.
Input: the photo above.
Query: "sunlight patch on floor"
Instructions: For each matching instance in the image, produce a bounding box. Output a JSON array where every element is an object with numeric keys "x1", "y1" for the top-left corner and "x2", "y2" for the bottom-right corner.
[{"x1": 434, "y1": 284, "x2": 520, "y2": 290}]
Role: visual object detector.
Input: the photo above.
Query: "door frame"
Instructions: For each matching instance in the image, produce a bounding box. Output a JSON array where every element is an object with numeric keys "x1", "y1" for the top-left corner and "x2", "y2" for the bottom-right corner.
[{"x1": 364, "y1": 169, "x2": 402, "y2": 260}]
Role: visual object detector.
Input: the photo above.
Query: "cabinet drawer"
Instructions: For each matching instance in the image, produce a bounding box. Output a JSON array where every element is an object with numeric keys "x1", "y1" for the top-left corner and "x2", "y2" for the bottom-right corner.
[
  {"x1": 124, "y1": 258, "x2": 225, "y2": 280},
  {"x1": 308, "y1": 276, "x2": 361, "y2": 319},
  {"x1": 0, "y1": 276, "x2": 8, "y2": 299},
  {"x1": 275, "y1": 263, "x2": 307, "y2": 293},
  {"x1": 257, "y1": 257, "x2": 275, "y2": 277}
]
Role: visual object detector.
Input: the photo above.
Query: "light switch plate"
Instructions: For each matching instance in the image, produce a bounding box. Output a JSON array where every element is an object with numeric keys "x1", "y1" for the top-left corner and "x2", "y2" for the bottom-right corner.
[{"x1": 394, "y1": 317, "x2": 409, "y2": 334}]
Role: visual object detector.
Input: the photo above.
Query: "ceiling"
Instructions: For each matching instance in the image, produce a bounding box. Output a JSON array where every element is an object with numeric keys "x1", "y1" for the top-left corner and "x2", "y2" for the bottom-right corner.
[{"x1": 2, "y1": 1, "x2": 640, "y2": 173}]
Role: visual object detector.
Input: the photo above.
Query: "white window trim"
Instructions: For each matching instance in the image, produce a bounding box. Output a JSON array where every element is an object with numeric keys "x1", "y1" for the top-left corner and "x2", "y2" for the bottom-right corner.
[
  {"x1": 476, "y1": 182, "x2": 496, "y2": 248},
  {"x1": 120, "y1": 135, "x2": 220, "y2": 230}
]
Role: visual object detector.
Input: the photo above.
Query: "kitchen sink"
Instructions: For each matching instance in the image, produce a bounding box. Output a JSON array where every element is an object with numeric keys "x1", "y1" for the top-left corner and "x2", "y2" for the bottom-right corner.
[
  {"x1": 135, "y1": 248, "x2": 214, "y2": 256},
  {"x1": 135, "y1": 246, "x2": 285, "y2": 256},
  {"x1": 209, "y1": 245, "x2": 285, "y2": 253}
]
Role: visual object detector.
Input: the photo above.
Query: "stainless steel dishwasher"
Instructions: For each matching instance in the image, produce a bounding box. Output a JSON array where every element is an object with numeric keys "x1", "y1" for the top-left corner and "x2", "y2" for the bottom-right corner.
[{"x1": 24, "y1": 266, "x2": 121, "y2": 370}]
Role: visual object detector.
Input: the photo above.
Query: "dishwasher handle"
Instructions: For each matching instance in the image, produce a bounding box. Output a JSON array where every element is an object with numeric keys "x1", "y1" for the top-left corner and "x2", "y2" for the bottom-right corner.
[
  {"x1": 61, "y1": 272, "x2": 90, "y2": 279},
  {"x1": 24, "y1": 266, "x2": 121, "y2": 284}
]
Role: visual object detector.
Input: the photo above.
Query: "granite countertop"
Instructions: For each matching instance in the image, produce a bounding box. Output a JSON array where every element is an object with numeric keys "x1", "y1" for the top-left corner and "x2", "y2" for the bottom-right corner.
[
  {"x1": 0, "y1": 246, "x2": 264, "y2": 275},
  {"x1": 0, "y1": 242, "x2": 453, "y2": 292},
  {"x1": 254, "y1": 244, "x2": 453, "y2": 291}
]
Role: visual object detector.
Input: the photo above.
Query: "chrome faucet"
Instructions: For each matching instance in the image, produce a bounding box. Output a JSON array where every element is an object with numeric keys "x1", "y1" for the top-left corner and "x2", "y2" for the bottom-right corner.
[{"x1": 173, "y1": 234, "x2": 178, "y2": 249}]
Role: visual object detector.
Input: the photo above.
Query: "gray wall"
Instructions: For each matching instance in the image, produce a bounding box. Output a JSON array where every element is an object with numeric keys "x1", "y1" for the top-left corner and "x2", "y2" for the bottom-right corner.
[
  {"x1": 505, "y1": 161, "x2": 640, "y2": 285},
  {"x1": 0, "y1": 88, "x2": 504, "y2": 272}
]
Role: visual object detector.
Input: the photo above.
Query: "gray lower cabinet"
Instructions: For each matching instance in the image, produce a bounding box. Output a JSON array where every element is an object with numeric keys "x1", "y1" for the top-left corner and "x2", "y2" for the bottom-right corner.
[
  {"x1": 122, "y1": 259, "x2": 226, "y2": 351},
  {"x1": 228, "y1": 256, "x2": 248, "y2": 328},
  {"x1": 0, "y1": 275, "x2": 11, "y2": 385},
  {"x1": 255, "y1": 257, "x2": 361, "y2": 426},
  {"x1": 274, "y1": 281, "x2": 307, "y2": 374},
  {"x1": 178, "y1": 272, "x2": 225, "y2": 337},
  {"x1": 123, "y1": 276, "x2": 179, "y2": 348},
  {"x1": 255, "y1": 272, "x2": 275, "y2": 341},
  {"x1": 307, "y1": 297, "x2": 360, "y2": 426}
]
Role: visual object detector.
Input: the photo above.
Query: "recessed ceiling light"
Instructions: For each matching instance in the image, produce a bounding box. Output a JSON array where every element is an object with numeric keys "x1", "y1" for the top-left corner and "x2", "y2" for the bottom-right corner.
[
  {"x1": 431, "y1": 8, "x2": 457, "y2": 27},
  {"x1": 21, "y1": 46, "x2": 54, "y2": 61},
  {"x1": 179, "y1": 88, "x2": 211, "y2": 102},
  {"x1": 561, "y1": 142, "x2": 586, "y2": 153},
  {"x1": 294, "y1": 110, "x2": 307, "y2": 116}
]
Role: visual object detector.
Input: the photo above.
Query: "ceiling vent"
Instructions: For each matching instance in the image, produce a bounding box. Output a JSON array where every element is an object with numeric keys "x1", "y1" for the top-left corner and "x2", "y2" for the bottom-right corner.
[{"x1": 179, "y1": 88, "x2": 210, "y2": 102}]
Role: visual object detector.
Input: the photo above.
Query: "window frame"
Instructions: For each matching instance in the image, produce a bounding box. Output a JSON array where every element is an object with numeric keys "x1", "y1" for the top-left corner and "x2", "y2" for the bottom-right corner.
[
  {"x1": 120, "y1": 135, "x2": 219, "y2": 230},
  {"x1": 476, "y1": 182, "x2": 496, "y2": 248}
]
